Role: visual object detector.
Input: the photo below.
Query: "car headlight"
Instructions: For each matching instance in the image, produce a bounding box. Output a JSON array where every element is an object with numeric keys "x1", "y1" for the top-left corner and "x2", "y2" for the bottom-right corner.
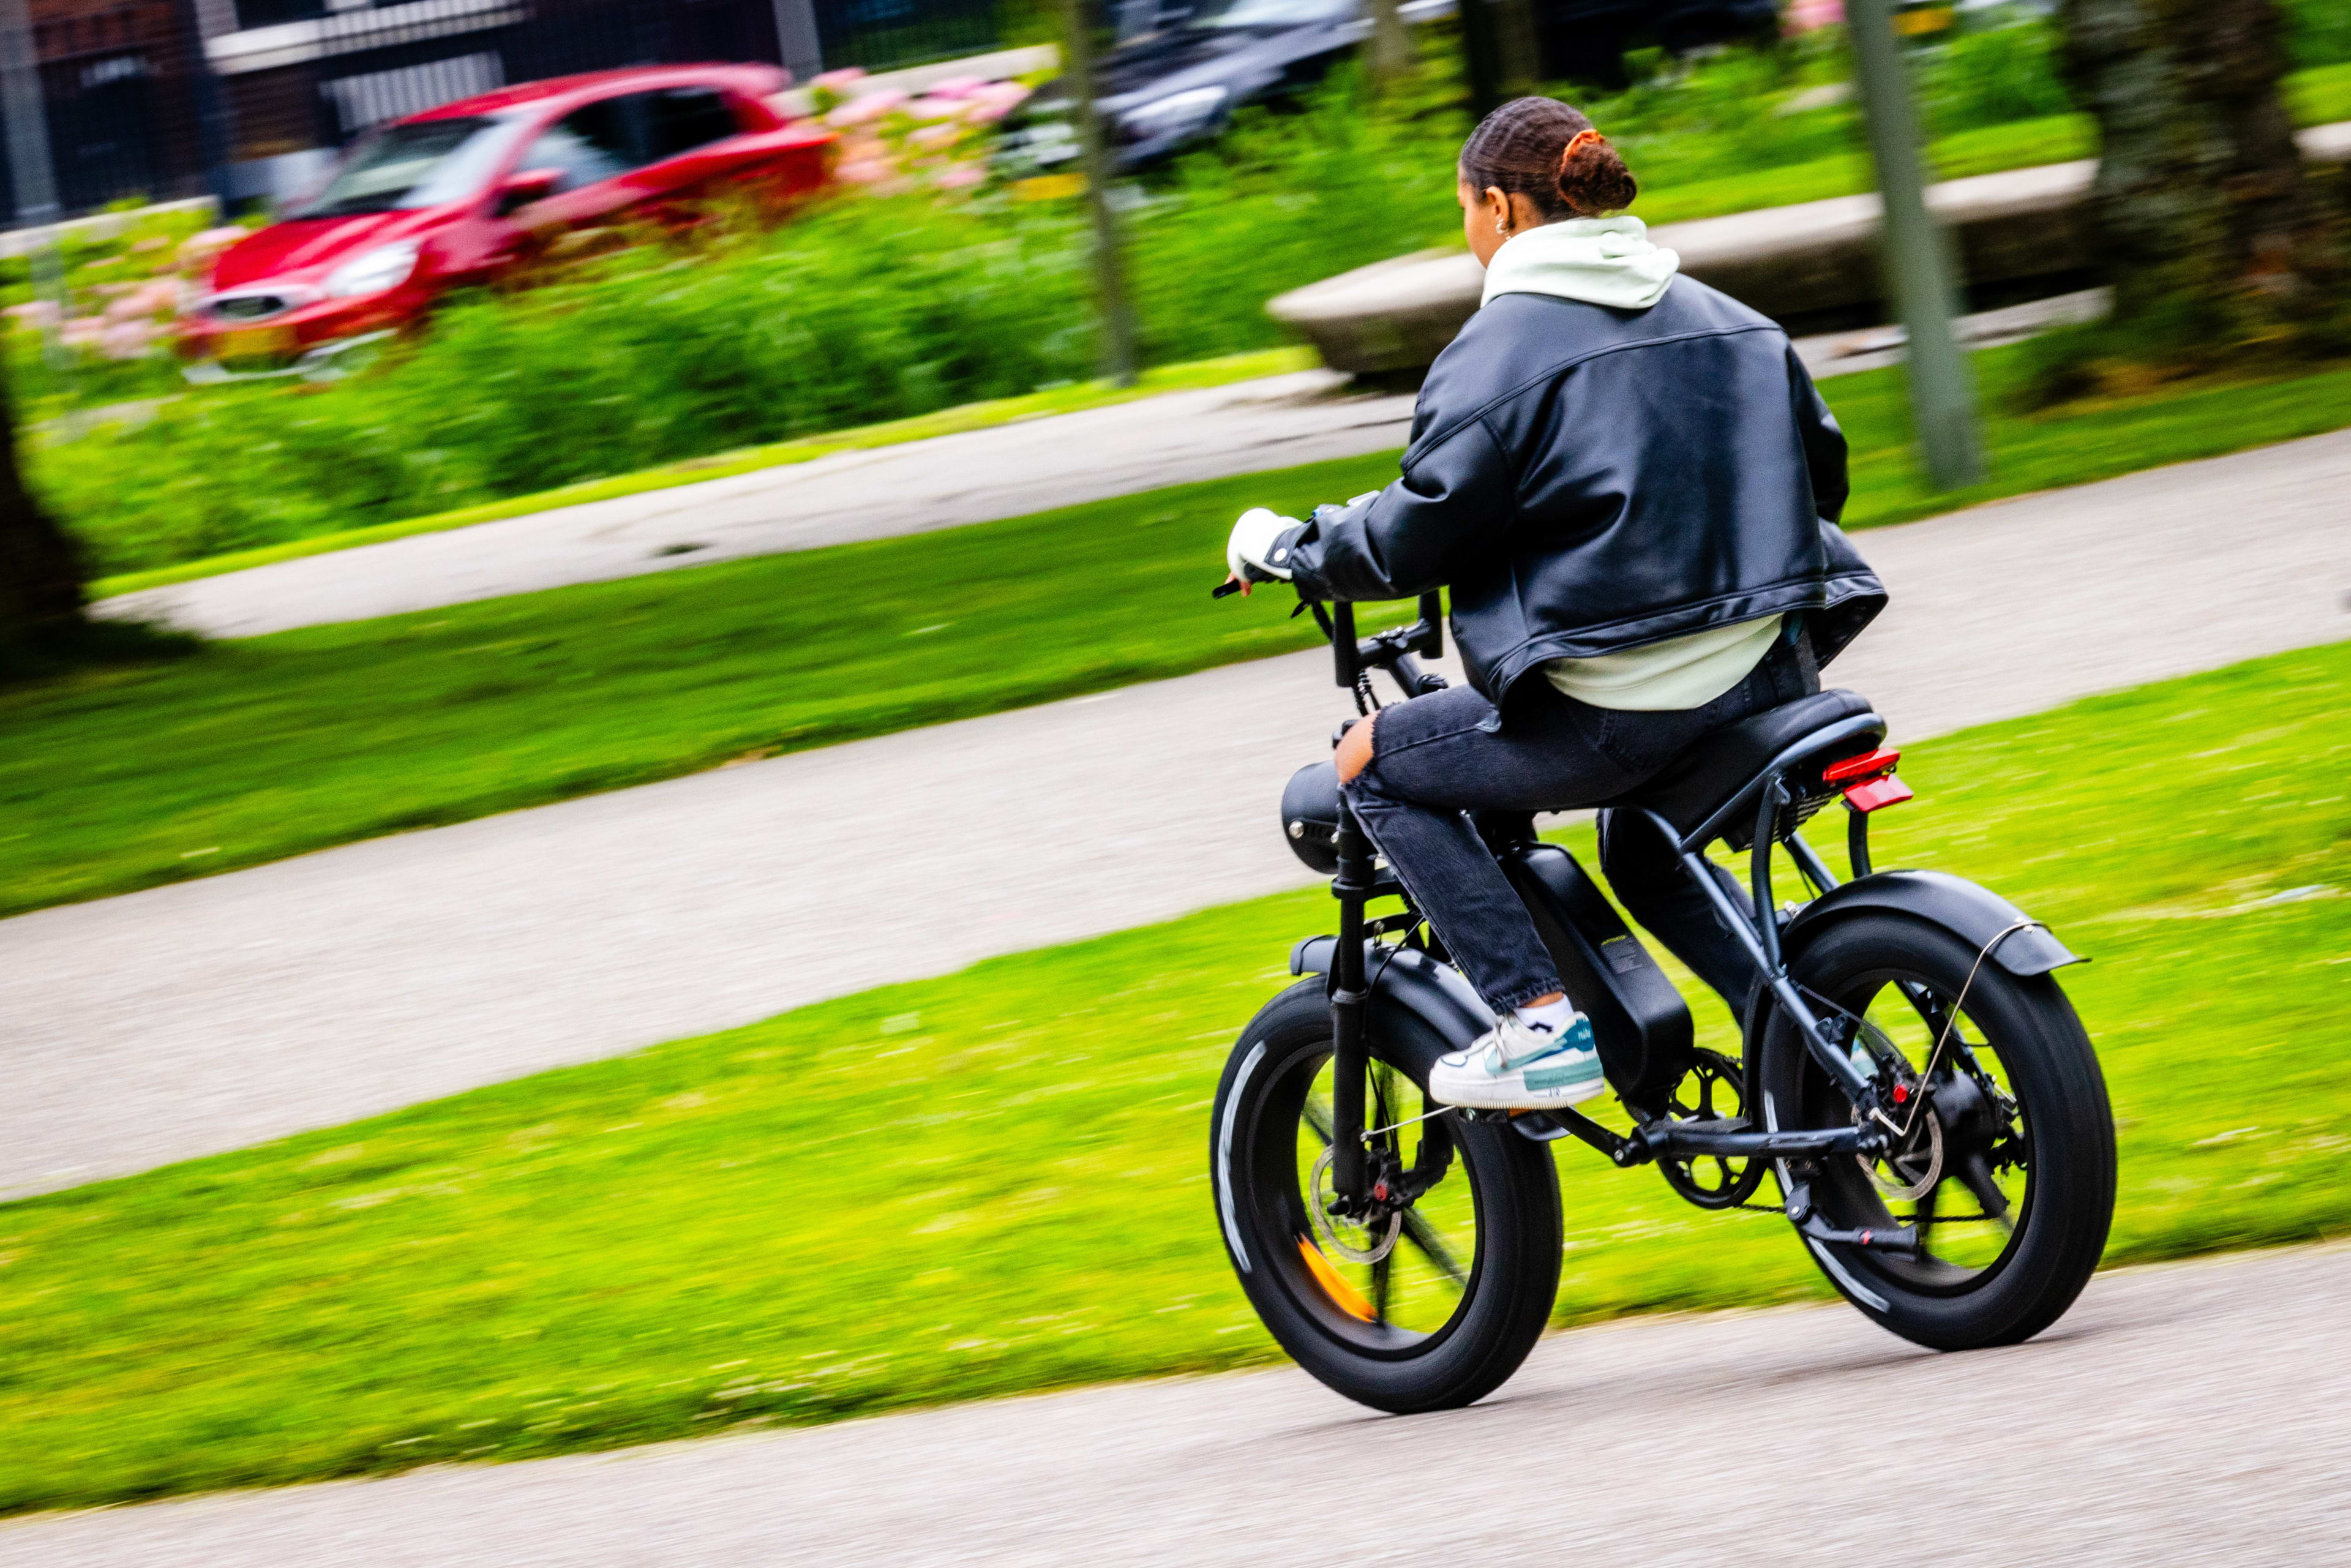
[
  {"x1": 324, "y1": 241, "x2": 421, "y2": 299},
  {"x1": 1120, "y1": 86, "x2": 1229, "y2": 140}
]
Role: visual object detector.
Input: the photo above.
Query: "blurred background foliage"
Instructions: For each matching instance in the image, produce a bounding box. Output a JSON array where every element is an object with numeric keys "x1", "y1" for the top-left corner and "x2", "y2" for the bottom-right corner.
[{"x1": 13, "y1": 1, "x2": 2351, "y2": 579}]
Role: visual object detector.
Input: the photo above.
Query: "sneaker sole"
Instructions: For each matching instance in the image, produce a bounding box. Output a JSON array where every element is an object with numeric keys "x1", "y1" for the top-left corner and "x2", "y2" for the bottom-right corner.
[{"x1": 1428, "y1": 1060, "x2": 1607, "y2": 1112}]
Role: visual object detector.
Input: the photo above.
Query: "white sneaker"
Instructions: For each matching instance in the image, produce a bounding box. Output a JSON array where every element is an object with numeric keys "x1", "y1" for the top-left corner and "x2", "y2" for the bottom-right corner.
[{"x1": 1428, "y1": 1011, "x2": 1606, "y2": 1110}]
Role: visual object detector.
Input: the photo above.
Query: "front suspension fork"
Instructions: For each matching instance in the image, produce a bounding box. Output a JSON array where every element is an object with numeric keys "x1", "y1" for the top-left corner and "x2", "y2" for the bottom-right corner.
[{"x1": 1327, "y1": 797, "x2": 1374, "y2": 1205}]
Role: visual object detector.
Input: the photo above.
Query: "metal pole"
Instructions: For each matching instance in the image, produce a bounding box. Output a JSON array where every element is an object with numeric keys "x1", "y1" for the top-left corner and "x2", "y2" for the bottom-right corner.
[
  {"x1": 171, "y1": 0, "x2": 238, "y2": 212},
  {"x1": 0, "y1": 0, "x2": 67, "y2": 366},
  {"x1": 1052, "y1": 0, "x2": 1139, "y2": 387},
  {"x1": 770, "y1": 0, "x2": 825, "y2": 86},
  {"x1": 1460, "y1": 0, "x2": 1504, "y2": 118},
  {"x1": 1847, "y1": 0, "x2": 1984, "y2": 490}
]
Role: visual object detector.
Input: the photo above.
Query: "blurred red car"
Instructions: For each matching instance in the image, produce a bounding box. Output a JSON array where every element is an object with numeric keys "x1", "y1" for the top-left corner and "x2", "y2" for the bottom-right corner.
[{"x1": 181, "y1": 64, "x2": 833, "y2": 380}]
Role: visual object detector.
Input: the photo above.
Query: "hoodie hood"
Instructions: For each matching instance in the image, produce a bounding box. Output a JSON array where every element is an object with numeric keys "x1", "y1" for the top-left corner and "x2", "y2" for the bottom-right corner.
[{"x1": 1479, "y1": 216, "x2": 1679, "y2": 311}]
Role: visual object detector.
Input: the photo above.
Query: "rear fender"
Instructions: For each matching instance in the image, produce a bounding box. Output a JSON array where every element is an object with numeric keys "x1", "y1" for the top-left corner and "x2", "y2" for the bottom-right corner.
[{"x1": 1740, "y1": 868, "x2": 2083, "y2": 1086}]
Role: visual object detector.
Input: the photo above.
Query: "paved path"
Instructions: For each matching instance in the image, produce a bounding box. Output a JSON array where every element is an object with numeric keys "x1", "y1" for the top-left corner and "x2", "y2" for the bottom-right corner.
[
  {"x1": 94, "y1": 296, "x2": 2104, "y2": 641},
  {"x1": 6, "y1": 1243, "x2": 2345, "y2": 1564},
  {"x1": 98, "y1": 371, "x2": 1420, "y2": 639},
  {"x1": 6, "y1": 430, "x2": 2345, "y2": 1199}
]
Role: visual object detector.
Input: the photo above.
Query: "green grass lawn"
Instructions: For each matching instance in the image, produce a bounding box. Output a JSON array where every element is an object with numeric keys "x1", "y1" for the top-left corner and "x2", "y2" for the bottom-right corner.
[
  {"x1": 12, "y1": 342, "x2": 2351, "y2": 921},
  {"x1": 2, "y1": 643, "x2": 2345, "y2": 1515}
]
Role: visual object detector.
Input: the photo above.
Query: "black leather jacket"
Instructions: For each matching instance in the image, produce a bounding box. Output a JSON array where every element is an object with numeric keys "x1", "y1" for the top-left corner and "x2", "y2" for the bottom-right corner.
[{"x1": 1273, "y1": 275, "x2": 1886, "y2": 707}]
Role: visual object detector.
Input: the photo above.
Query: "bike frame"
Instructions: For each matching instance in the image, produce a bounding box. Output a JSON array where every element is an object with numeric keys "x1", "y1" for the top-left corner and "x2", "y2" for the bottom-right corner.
[{"x1": 1313, "y1": 596, "x2": 1903, "y2": 1239}]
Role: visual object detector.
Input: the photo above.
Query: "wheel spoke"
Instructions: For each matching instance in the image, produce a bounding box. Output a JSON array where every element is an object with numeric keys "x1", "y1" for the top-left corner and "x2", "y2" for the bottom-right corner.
[
  {"x1": 1400, "y1": 1208, "x2": 1467, "y2": 1286},
  {"x1": 1372, "y1": 1250, "x2": 1393, "y2": 1322},
  {"x1": 1895, "y1": 980, "x2": 1959, "y2": 1044},
  {"x1": 1910, "y1": 1179, "x2": 1941, "y2": 1258},
  {"x1": 1955, "y1": 1151, "x2": 2012, "y2": 1221}
]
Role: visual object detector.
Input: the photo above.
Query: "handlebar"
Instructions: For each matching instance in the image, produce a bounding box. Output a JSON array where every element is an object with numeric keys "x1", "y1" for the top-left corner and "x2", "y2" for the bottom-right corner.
[
  {"x1": 1212, "y1": 574, "x2": 1447, "y2": 699},
  {"x1": 1314, "y1": 591, "x2": 1447, "y2": 699}
]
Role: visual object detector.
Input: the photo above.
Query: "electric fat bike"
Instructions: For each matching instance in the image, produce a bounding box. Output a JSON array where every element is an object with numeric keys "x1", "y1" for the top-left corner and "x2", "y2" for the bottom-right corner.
[{"x1": 1209, "y1": 590, "x2": 2117, "y2": 1412}]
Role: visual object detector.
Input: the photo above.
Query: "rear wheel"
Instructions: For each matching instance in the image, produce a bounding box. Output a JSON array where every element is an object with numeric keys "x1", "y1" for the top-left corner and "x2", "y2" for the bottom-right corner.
[
  {"x1": 1210, "y1": 980, "x2": 1562, "y2": 1412},
  {"x1": 1758, "y1": 914, "x2": 2116, "y2": 1350}
]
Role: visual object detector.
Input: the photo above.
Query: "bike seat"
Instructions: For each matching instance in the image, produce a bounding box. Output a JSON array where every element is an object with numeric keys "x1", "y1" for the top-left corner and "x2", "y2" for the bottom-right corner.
[{"x1": 1615, "y1": 688, "x2": 1884, "y2": 845}]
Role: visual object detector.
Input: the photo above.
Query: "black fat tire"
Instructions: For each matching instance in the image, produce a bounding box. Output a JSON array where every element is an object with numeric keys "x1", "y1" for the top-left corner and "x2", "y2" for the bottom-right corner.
[
  {"x1": 1759, "y1": 913, "x2": 2117, "y2": 1351},
  {"x1": 1209, "y1": 979, "x2": 1563, "y2": 1413}
]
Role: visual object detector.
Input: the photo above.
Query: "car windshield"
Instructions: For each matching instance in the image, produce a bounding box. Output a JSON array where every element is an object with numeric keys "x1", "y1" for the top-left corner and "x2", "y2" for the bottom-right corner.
[
  {"x1": 1185, "y1": 0, "x2": 1351, "y2": 27},
  {"x1": 290, "y1": 116, "x2": 528, "y2": 219}
]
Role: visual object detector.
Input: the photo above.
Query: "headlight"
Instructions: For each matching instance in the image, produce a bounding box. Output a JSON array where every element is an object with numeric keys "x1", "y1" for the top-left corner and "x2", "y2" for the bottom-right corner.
[
  {"x1": 324, "y1": 241, "x2": 421, "y2": 299},
  {"x1": 1120, "y1": 86, "x2": 1228, "y2": 140}
]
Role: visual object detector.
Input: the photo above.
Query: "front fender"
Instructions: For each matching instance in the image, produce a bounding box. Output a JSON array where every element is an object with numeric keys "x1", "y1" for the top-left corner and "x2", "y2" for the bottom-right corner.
[{"x1": 1291, "y1": 937, "x2": 1494, "y2": 1057}]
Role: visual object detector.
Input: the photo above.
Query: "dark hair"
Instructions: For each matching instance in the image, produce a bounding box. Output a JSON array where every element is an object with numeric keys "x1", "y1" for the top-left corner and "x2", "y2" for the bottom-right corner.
[{"x1": 1458, "y1": 96, "x2": 1637, "y2": 220}]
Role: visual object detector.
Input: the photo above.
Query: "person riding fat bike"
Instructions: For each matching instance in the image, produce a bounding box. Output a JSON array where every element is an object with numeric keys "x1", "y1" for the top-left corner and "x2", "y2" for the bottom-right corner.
[{"x1": 1223, "y1": 96, "x2": 1887, "y2": 1113}]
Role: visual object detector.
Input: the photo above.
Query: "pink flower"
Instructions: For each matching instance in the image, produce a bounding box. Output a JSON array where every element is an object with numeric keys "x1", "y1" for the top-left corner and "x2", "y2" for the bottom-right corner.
[
  {"x1": 933, "y1": 165, "x2": 986, "y2": 190},
  {"x1": 826, "y1": 88, "x2": 909, "y2": 127},
  {"x1": 5, "y1": 299, "x2": 61, "y2": 329},
  {"x1": 962, "y1": 81, "x2": 1032, "y2": 123},
  {"x1": 99, "y1": 318, "x2": 159, "y2": 359},
  {"x1": 106, "y1": 278, "x2": 182, "y2": 321},
  {"x1": 922, "y1": 75, "x2": 986, "y2": 100},
  {"x1": 836, "y1": 156, "x2": 901, "y2": 185},
  {"x1": 178, "y1": 225, "x2": 247, "y2": 261},
  {"x1": 907, "y1": 122, "x2": 964, "y2": 151},
  {"x1": 59, "y1": 316, "x2": 107, "y2": 347},
  {"x1": 810, "y1": 68, "x2": 868, "y2": 94},
  {"x1": 1783, "y1": 0, "x2": 1842, "y2": 31},
  {"x1": 904, "y1": 96, "x2": 964, "y2": 122}
]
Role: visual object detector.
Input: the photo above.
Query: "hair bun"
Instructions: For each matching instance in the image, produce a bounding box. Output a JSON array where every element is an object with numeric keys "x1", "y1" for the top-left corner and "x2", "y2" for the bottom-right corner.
[{"x1": 1555, "y1": 130, "x2": 1637, "y2": 216}]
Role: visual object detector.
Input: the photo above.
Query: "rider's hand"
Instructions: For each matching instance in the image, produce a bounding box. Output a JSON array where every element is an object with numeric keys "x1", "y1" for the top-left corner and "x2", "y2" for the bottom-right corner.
[{"x1": 1225, "y1": 507, "x2": 1298, "y2": 596}]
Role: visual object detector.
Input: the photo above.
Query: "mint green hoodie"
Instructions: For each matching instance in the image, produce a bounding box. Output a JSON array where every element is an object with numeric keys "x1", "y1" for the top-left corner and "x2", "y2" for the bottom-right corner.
[{"x1": 1480, "y1": 216, "x2": 1680, "y2": 312}]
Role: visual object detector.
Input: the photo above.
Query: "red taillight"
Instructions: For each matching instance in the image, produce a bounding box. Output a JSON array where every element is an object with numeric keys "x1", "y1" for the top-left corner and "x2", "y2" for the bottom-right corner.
[
  {"x1": 1844, "y1": 775, "x2": 1914, "y2": 813},
  {"x1": 1824, "y1": 747, "x2": 1900, "y2": 783}
]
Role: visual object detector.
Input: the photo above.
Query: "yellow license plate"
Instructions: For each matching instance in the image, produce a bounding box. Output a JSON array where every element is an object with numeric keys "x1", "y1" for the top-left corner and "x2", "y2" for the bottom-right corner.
[{"x1": 218, "y1": 324, "x2": 298, "y2": 360}]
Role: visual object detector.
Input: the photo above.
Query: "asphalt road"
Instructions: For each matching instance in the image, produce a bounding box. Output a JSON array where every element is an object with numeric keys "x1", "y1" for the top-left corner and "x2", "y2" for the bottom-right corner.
[
  {"x1": 6, "y1": 1242, "x2": 2344, "y2": 1564},
  {"x1": 93, "y1": 296, "x2": 2103, "y2": 641},
  {"x1": 4, "y1": 430, "x2": 2346, "y2": 1198}
]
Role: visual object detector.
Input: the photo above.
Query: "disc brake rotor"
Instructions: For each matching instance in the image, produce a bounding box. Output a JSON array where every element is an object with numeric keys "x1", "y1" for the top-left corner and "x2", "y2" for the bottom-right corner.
[
  {"x1": 1308, "y1": 1145, "x2": 1402, "y2": 1264},
  {"x1": 1861, "y1": 1102, "x2": 1944, "y2": 1201}
]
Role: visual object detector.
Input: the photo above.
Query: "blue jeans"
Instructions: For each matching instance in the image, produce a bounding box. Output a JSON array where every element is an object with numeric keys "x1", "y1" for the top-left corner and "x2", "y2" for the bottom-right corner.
[{"x1": 1342, "y1": 639, "x2": 1812, "y2": 1013}]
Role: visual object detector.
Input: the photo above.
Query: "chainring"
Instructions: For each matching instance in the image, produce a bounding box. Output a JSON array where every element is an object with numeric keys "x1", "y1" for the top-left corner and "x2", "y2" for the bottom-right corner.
[{"x1": 1657, "y1": 1048, "x2": 1769, "y2": 1210}]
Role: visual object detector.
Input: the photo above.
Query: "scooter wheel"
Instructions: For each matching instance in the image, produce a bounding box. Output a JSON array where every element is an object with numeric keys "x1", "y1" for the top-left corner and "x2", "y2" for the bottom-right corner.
[{"x1": 1209, "y1": 979, "x2": 1562, "y2": 1413}]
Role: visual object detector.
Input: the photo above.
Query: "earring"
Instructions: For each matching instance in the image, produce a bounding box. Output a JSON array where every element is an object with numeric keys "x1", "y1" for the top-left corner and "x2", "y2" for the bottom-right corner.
[{"x1": 1496, "y1": 214, "x2": 1510, "y2": 236}]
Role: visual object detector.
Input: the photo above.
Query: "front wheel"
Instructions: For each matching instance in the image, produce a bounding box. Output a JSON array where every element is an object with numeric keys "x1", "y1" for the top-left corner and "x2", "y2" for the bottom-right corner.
[
  {"x1": 1210, "y1": 980, "x2": 1562, "y2": 1412},
  {"x1": 1758, "y1": 913, "x2": 2117, "y2": 1351}
]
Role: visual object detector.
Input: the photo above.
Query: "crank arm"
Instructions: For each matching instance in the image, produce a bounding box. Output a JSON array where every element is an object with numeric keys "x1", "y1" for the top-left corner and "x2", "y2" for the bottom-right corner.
[{"x1": 1509, "y1": 1108, "x2": 1654, "y2": 1168}]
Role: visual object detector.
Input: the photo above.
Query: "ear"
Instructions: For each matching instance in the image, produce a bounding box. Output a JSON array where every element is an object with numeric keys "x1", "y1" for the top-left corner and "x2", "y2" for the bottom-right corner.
[{"x1": 1482, "y1": 185, "x2": 1512, "y2": 226}]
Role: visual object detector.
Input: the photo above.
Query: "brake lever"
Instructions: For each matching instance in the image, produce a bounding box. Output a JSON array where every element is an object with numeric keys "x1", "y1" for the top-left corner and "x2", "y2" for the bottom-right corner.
[{"x1": 1210, "y1": 579, "x2": 1243, "y2": 599}]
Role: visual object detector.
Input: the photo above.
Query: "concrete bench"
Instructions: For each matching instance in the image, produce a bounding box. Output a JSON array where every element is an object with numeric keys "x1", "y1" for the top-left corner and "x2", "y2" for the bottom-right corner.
[{"x1": 1270, "y1": 120, "x2": 2351, "y2": 375}]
